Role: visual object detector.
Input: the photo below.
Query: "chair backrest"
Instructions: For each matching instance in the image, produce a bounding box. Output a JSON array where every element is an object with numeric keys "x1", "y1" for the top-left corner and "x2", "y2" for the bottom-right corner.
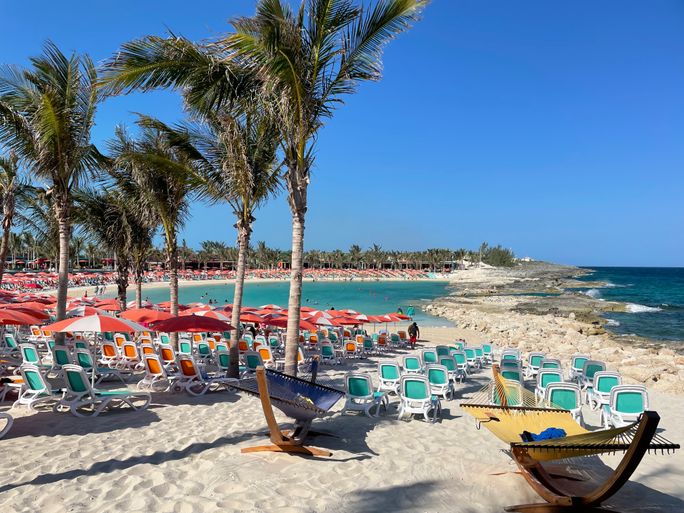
[
  {"x1": 121, "y1": 341, "x2": 139, "y2": 360},
  {"x1": 363, "y1": 338, "x2": 373, "y2": 350},
  {"x1": 474, "y1": 346, "x2": 484, "y2": 358},
  {"x1": 243, "y1": 333, "x2": 253, "y2": 343},
  {"x1": 178, "y1": 355, "x2": 200, "y2": 378},
  {"x1": 63, "y1": 364, "x2": 92, "y2": 395},
  {"x1": 178, "y1": 339, "x2": 193, "y2": 355},
  {"x1": 30, "y1": 325, "x2": 42, "y2": 337},
  {"x1": 482, "y1": 343, "x2": 492, "y2": 355},
  {"x1": 343, "y1": 329, "x2": 352, "y2": 338},
  {"x1": 41, "y1": 329, "x2": 53, "y2": 339},
  {"x1": 464, "y1": 348, "x2": 476, "y2": 360},
  {"x1": 197, "y1": 342, "x2": 211, "y2": 356},
  {"x1": 74, "y1": 348, "x2": 95, "y2": 369},
  {"x1": 571, "y1": 354, "x2": 590, "y2": 371},
  {"x1": 397, "y1": 330, "x2": 407, "y2": 340},
  {"x1": 308, "y1": 334, "x2": 319, "y2": 345},
  {"x1": 540, "y1": 358, "x2": 562, "y2": 370},
  {"x1": 20, "y1": 343, "x2": 40, "y2": 365},
  {"x1": 20, "y1": 364, "x2": 50, "y2": 393},
  {"x1": 345, "y1": 373, "x2": 373, "y2": 398},
  {"x1": 377, "y1": 334, "x2": 387, "y2": 346},
  {"x1": 453, "y1": 341, "x2": 465, "y2": 350},
  {"x1": 238, "y1": 340, "x2": 249, "y2": 352},
  {"x1": 159, "y1": 333, "x2": 170, "y2": 345},
  {"x1": 435, "y1": 345, "x2": 450, "y2": 357},
  {"x1": 159, "y1": 344, "x2": 175, "y2": 365},
  {"x1": 378, "y1": 362, "x2": 400, "y2": 381},
  {"x1": 215, "y1": 342, "x2": 228, "y2": 353},
  {"x1": 244, "y1": 351, "x2": 263, "y2": 371},
  {"x1": 345, "y1": 341, "x2": 358, "y2": 354},
  {"x1": 593, "y1": 371, "x2": 622, "y2": 393},
  {"x1": 144, "y1": 354, "x2": 165, "y2": 377},
  {"x1": 528, "y1": 352, "x2": 545, "y2": 368},
  {"x1": 422, "y1": 350, "x2": 438, "y2": 364},
  {"x1": 402, "y1": 355, "x2": 422, "y2": 372},
  {"x1": 52, "y1": 345, "x2": 72, "y2": 367},
  {"x1": 113, "y1": 333, "x2": 126, "y2": 346},
  {"x1": 501, "y1": 349, "x2": 520, "y2": 361},
  {"x1": 216, "y1": 350, "x2": 230, "y2": 372},
  {"x1": 103, "y1": 331, "x2": 114, "y2": 341},
  {"x1": 328, "y1": 332, "x2": 338, "y2": 343},
  {"x1": 3, "y1": 333, "x2": 17, "y2": 348},
  {"x1": 500, "y1": 360, "x2": 521, "y2": 370},
  {"x1": 355, "y1": 334, "x2": 365, "y2": 345},
  {"x1": 269, "y1": 336, "x2": 280, "y2": 349},
  {"x1": 582, "y1": 360, "x2": 606, "y2": 381},
  {"x1": 400, "y1": 375, "x2": 430, "y2": 400},
  {"x1": 257, "y1": 346, "x2": 274, "y2": 363},
  {"x1": 439, "y1": 356, "x2": 457, "y2": 372},
  {"x1": 320, "y1": 343, "x2": 335, "y2": 357},
  {"x1": 101, "y1": 340, "x2": 119, "y2": 358},
  {"x1": 390, "y1": 333, "x2": 400, "y2": 343},
  {"x1": 545, "y1": 382, "x2": 581, "y2": 410},
  {"x1": 426, "y1": 364, "x2": 449, "y2": 385},
  {"x1": 140, "y1": 343, "x2": 156, "y2": 356},
  {"x1": 501, "y1": 369, "x2": 522, "y2": 383},
  {"x1": 74, "y1": 340, "x2": 88, "y2": 349},
  {"x1": 537, "y1": 370, "x2": 563, "y2": 389},
  {"x1": 451, "y1": 351, "x2": 467, "y2": 366},
  {"x1": 610, "y1": 385, "x2": 649, "y2": 414}
]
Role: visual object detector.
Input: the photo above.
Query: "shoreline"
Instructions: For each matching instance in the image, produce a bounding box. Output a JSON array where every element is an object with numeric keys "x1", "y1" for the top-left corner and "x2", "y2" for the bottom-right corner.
[{"x1": 425, "y1": 262, "x2": 684, "y2": 393}]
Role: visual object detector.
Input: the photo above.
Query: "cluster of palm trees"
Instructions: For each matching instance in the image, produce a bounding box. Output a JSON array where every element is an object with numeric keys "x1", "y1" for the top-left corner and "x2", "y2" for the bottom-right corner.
[{"x1": 0, "y1": 0, "x2": 427, "y2": 374}]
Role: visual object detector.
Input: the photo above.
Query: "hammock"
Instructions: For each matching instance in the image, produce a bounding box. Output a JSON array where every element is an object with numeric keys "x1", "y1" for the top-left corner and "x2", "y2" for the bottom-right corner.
[
  {"x1": 234, "y1": 365, "x2": 345, "y2": 457},
  {"x1": 460, "y1": 366, "x2": 679, "y2": 512}
]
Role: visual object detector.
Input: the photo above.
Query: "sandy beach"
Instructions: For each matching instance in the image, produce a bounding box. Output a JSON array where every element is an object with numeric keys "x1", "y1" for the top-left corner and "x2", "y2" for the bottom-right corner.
[{"x1": 1, "y1": 325, "x2": 682, "y2": 513}]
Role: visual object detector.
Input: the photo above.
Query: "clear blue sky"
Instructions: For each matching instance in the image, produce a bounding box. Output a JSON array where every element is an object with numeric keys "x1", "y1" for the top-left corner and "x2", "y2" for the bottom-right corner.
[{"x1": 1, "y1": 1, "x2": 683, "y2": 267}]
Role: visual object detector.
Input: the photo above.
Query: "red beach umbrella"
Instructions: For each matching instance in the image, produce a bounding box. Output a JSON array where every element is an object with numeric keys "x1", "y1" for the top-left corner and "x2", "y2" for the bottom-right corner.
[
  {"x1": 240, "y1": 312, "x2": 264, "y2": 323},
  {"x1": 120, "y1": 308, "x2": 174, "y2": 324},
  {"x1": 42, "y1": 314, "x2": 147, "y2": 333},
  {"x1": 150, "y1": 315, "x2": 234, "y2": 333},
  {"x1": 263, "y1": 316, "x2": 317, "y2": 331},
  {"x1": 0, "y1": 309, "x2": 44, "y2": 325},
  {"x1": 181, "y1": 309, "x2": 231, "y2": 321}
]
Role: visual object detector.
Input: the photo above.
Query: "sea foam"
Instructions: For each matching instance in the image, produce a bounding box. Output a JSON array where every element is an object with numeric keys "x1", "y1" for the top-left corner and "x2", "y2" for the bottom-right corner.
[
  {"x1": 626, "y1": 303, "x2": 662, "y2": 313},
  {"x1": 584, "y1": 289, "x2": 601, "y2": 299}
]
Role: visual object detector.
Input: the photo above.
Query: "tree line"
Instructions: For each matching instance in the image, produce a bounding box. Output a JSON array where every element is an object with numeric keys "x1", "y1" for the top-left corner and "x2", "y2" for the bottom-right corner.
[{"x1": 0, "y1": 0, "x2": 432, "y2": 376}]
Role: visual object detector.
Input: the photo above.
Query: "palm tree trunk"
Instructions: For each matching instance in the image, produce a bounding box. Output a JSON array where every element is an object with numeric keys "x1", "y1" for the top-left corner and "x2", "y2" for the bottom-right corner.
[
  {"x1": 284, "y1": 209, "x2": 305, "y2": 376},
  {"x1": 229, "y1": 222, "x2": 250, "y2": 379},
  {"x1": 166, "y1": 229, "x2": 179, "y2": 346},
  {"x1": 55, "y1": 198, "x2": 70, "y2": 344},
  {"x1": 115, "y1": 255, "x2": 129, "y2": 310},
  {"x1": 0, "y1": 213, "x2": 13, "y2": 285}
]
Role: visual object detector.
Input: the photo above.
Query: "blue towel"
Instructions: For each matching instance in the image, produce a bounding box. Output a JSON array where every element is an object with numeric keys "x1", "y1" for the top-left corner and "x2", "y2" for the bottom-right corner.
[{"x1": 521, "y1": 428, "x2": 567, "y2": 442}]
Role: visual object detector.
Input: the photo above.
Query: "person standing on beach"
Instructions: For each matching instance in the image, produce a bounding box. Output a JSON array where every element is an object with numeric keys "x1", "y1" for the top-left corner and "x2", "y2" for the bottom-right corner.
[{"x1": 408, "y1": 322, "x2": 419, "y2": 349}]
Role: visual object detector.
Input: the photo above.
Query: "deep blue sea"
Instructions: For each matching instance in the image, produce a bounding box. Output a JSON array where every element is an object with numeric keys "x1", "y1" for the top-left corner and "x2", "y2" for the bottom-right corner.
[
  {"x1": 575, "y1": 267, "x2": 684, "y2": 342},
  {"x1": 113, "y1": 280, "x2": 455, "y2": 327}
]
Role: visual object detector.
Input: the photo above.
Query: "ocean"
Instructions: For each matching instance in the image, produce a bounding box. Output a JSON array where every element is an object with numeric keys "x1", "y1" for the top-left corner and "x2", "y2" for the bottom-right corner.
[
  {"x1": 119, "y1": 280, "x2": 455, "y2": 327},
  {"x1": 576, "y1": 267, "x2": 684, "y2": 342}
]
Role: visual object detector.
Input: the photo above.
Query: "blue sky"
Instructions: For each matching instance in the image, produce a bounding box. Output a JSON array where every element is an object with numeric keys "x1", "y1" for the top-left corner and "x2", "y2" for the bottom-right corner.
[{"x1": 1, "y1": 1, "x2": 683, "y2": 267}]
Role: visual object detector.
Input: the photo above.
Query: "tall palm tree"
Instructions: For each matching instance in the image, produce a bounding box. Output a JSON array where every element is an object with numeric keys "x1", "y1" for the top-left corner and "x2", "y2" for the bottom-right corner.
[
  {"x1": 141, "y1": 110, "x2": 280, "y2": 378},
  {"x1": 0, "y1": 42, "x2": 101, "y2": 330},
  {"x1": 0, "y1": 152, "x2": 25, "y2": 283},
  {"x1": 109, "y1": 124, "x2": 198, "y2": 322},
  {"x1": 225, "y1": 0, "x2": 426, "y2": 374}
]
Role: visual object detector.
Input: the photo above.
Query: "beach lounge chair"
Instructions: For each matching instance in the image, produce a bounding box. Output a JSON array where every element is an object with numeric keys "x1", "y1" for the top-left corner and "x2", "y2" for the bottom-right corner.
[
  {"x1": 342, "y1": 372, "x2": 387, "y2": 417},
  {"x1": 137, "y1": 354, "x2": 177, "y2": 392},
  {"x1": 569, "y1": 353, "x2": 591, "y2": 382},
  {"x1": 544, "y1": 382, "x2": 583, "y2": 425},
  {"x1": 540, "y1": 358, "x2": 562, "y2": 371},
  {"x1": 118, "y1": 341, "x2": 143, "y2": 370},
  {"x1": 439, "y1": 356, "x2": 465, "y2": 383},
  {"x1": 397, "y1": 331, "x2": 408, "y2": 346},
  {"x1": 534, "y1": 369, "x2": 564, "y2": 401},
  {"x1": 523, "y1": 351, "x2": 546, "y2": 380},
  {"x1": 601, "y1": 385, "x2": 649, "y2": 429},
  {"x1": 345, "y1": 340, "x2": 360, "y2": 359},
  {"x1": 73, "y1": 348, "x2": 125, "y2": 386},
  {"x1": 500, "y1": 348, "x2": 520, "y2": 362},
  {"x1": 377, "y1": 334, "x2": 389, "y2": 352},
  {"x1": 426, "y1": 364, "x2": 454, "y2": 401},
  {"x1": 113, "y1": 333, "x2": 126, "y2": 347},
  {"x1": 176, "y1": 355, "x2": 237, "y2": 396},
  {"x1": 1, "y1": 333, "x2": 20, "y2": 359},
  {"x1": 378, "y1": 362, "x2": 401, "y2": 394},
  {"x1": 450, "y1": 350, "x2": 469, "y2": 377},
  {"x1": 19, "y1": 343, "x2": 53, "y2": 374},
  {"x1": 13, "y1": 364, "x2": 64, "y2": 410},
  {"x1": 401, "y1": 355, "x2": 423, "y2": 374},
  {"x1": 474, "y1": 346, "x2": 485, "y2": 367},
  {"x1": 158, "y1": 344, "x2": 177, "y2": 370},
  {"x1": 196, "y1": 341, "x2": 213, "y2": 363},
  {"x1": 158, "y1": 333, "x2": 171, "y2": 345},
  {"x1": 482, "y1": 343, "x2": 494, "y2": 364},
  {"x1": 500, "y1": 366, "x2": 523, "y2": 384},
  {"x1": 0, "y1": 412, "x2": 12, "y2": 439},
  {"x1": 397, "y1": 375, "x2": 440, "y2": 423},
  {"x1": 268, "y1": 336, "x2": 280, "y2": 351},
  {"x1": 51, "y1": 345, "x2": 73, "y2": 375},
  {"x1": 238, "y1": 339, "x2": 250, "y2": 354},
  {"x1": 586, "y1": 371, "x2": 622, "y2": 411},
  {"x1": 320, "y1": 342, "x2": 341, "y2": 365},
  {"x1": 464, "y1": 347, "x2": 479, "y2": 369},
  {"x1": 241, "y1": 351, "x2": 264, "y2": 378},
  {"x1": 461, "y1": 369, "x2": 679, "y2": 513},
  {"x1": 99, "y1": 340, "x2": 121, "y2": 368},
  {"x1": 389, "y1": 333, "x2": 401, "y2": 348},
  {"x1": 58, "y1": 364, "x2": 150, "y2": 417},
  {"x1": 435, "y1": 345, "x2": 451, "y2": 358},
  {"x1": 178, "y1": 339, "x2": 193, "y2": 356},
  {"x1": 421, "y1": 349, "x2": 438, "y2": 365},
  {"x1": 579, "y1": 359, "x2": 606, "y2": 390},
  {"x1": 216, "y1": 350, "x2": 245, "y2": 377},
  {"x1": 257, "y1": 346, "x2": 278, "y2": 369}
]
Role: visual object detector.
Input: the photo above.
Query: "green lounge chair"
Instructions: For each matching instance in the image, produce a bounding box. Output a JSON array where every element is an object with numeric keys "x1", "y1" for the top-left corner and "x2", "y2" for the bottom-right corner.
[
  {"x1": 426, "y1": 364, "x2": 454, "y2": 400},
  {"x1": 586, "y1": 371, "x2": 622, "y2": 411},
  {"x1": 14, "y1": 364, "x2": 64, "y2": 410},
  {"x1": 544, "y1": 382, "x2": 583, "y2": 424},
  {"x1": 397, "y1": 375, "x2": 440, "y2": 422},
  {"x1": 534, "y1": 370, "x2": 563, "y2": 401},
  {"x1": 74, "y1": 348, "x2": 125, "y2": 386},
  {"x1": 342, "y1": 372, "x2": 387, "y2": 417},
  {"x1": 601, "y1": 385, "x2": 649, "y2": 429},
  {"x1": 378, "y1": 362, "x2": 401, "y2": 394}
]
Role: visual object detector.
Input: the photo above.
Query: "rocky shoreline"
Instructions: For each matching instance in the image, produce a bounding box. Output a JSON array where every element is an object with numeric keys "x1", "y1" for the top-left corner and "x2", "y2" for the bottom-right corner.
[{"x1": 429, "y1": 262, "x2": 684, "y2": 393}]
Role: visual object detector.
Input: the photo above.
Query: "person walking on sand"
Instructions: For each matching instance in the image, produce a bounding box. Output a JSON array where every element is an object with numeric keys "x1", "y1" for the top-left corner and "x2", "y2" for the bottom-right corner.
[{"x1": 408, "y1": 322, "x2": 420, "y2": 349}]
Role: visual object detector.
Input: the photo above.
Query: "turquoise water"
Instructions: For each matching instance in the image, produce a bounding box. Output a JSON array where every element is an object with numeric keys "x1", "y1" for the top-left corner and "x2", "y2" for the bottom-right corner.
[
  {"x1": 112, "y1": 280, "x2": 455, "y2": 327},
  {"x1": 575, "y1": 267, "x2": 684, "y2": 342}
]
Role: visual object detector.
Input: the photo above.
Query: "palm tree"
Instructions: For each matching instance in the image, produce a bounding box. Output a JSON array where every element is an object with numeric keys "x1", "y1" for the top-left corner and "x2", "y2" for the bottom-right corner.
[
  {"x1": 0, "y1": 152, "x2": 25, "y2": 283},
  {"x1": 109, "y1": 124, "x2": 198, "y2": 322},
  {"x1": 140, "y1": 110, "x2": 280, "y2": 378},
  {"x1": 226, "y1": 0, "x2": 426, "y2": 374},
  {"x1": 0, "y1": 42, "x2": 101, "y2": 330}
]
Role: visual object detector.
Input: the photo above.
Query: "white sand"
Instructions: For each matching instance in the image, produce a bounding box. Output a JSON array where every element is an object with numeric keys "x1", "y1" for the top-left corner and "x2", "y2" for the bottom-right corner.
[{"x1": 1, "y1": 326, "x2": 683, "y2": 513}]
